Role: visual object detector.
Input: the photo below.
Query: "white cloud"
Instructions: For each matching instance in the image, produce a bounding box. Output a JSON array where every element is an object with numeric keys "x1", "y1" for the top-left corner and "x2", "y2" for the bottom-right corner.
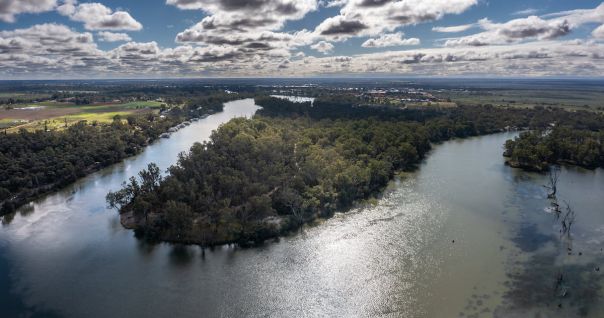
[
  {"x1": 97, "y1": 31, "x2": 132, "y2": 42},
  {"x1": 311, "y1": 41, "x2": 334, "y2": 54},
  {"x1": 513, "y1": 8, "x2": 539, "y2": 16},
  {"x1": 362, "y1": 32, "x2": 420, "y2": 48},
  {"x1": 443, "y1": 4, "x2": 604, "y2": 48},
  {"x1": 169, "y1": 0, "x2": 320, "y2": 66},
  {"x1": 445, "y1": 16, "x2": 572, "y2": 47},
  {"x1": 432, "y1": 23, "x2": 476, "y2": 33},
  {"x1": 3, "y1": 2, "x2": 604, "y2": 78},
  {"x1": 0, "y1": 0, "x2": 57, "y2": 22},
  {"x1": 0, "y1": 23, "x2": 107, "y2": 77},
  {"x1": 58, "y1": 2, "x2": 143, "y2": 31},
  {"x1": 2, "y1": 24, "x2": 604, "y2": 79},
  {"x1": 167, "y1": 0, "x2": 318, "y2": 30},
  {"x1": 593, "y1": 24, "x2": 604, "y2": 39},
  {"x1": 315, "y1": 0, "x2": 478, "y2": 41}
]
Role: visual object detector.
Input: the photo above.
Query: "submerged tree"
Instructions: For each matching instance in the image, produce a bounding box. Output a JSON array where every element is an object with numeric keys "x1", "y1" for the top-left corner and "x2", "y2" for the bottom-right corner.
[
  {"x1": 561, "y1": 201, "x2": 576, "y2": 239},
  {"x1": 544, "y1": 166, "x2": 561, "y2": 199}
]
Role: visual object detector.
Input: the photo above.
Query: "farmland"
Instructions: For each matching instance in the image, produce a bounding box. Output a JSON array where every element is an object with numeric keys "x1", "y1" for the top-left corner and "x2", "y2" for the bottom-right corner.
[
  {"x1": 440, "y1": 88, "x2": 604, "y2": 112},
  {"x1": 0, "y1": 100, "x2": 164, "y2": 132}
]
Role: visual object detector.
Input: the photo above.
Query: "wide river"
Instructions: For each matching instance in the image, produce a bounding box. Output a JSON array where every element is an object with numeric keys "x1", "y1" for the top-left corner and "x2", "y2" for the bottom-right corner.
[{"x1": 1, "y1": 99, "x2": 603, "y2": 317}]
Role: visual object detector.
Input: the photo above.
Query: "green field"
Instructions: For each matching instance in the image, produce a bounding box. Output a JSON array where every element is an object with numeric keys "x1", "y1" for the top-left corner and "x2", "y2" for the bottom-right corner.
[
  {"x1": 1, "y1": 100, "x2": 164, "y2": 132},
  {"x1": 441, "y1": 89, "x2": 604, "y2": 112},
  {"x1": 0, "y1": 92, "x2": 51, "y2": 100}
]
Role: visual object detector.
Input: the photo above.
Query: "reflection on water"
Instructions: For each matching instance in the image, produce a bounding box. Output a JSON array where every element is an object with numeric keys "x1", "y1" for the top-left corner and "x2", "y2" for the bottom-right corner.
[{"x1": 1, "y1": 103, "x2": 603, "y2": 317}]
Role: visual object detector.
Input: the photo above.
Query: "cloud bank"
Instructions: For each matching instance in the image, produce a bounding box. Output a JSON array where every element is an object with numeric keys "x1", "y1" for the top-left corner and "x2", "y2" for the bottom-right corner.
[{"x1": 0, "y1": 0, "x2": 604, "y2": 78}]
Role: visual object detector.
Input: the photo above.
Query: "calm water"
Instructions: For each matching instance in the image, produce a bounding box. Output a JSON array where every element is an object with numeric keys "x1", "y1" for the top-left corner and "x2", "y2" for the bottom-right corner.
[{"x1": 1, "y1": 99, "x2": 603, "y2": 317}]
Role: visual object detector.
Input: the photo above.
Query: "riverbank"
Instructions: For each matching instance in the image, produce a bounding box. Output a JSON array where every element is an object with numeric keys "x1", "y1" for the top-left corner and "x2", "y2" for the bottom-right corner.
[
  {"x1": 110, "y1": 97, "x2": 561, "y2": 247},
  {"x1": 503, "y1": 128, "x2": 604, "y2": 172},
  {"x1": 0, "y1": 98, "x2": 233, "y2": 216},
  {"x1": 3, "y1": 118, "x2": 604, "y2": 317}
]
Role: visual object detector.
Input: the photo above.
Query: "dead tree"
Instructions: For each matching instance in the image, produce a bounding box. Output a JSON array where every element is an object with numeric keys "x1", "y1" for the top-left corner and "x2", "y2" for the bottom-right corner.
[
  {"x1": 561, "y1": 201, "x2": 576, "y2": 238},
  {"x1": 544, "y1": 166, "x2": 561, "y2": 199},
  {"x1": 551, "y1": 198, "x2": 562, "y2": 219}
]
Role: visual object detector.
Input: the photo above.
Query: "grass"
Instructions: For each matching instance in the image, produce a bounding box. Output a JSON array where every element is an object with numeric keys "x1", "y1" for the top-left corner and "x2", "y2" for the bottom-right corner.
[
  {"x1": 2, "y1": 100, "x2": 163, "y2": 132},
  {"x1": 442, "y1": 89, "x2": 604, "y2": 112},
  {"x1": 0, "y1": 118, "x2": 23, "y2": 129},
  {"x1": 78, "y1": 101, "x2": 163, "y2": 113},
  {"x1": 0, "y1": 93, "x2": 51, "y2": 100},
  {"x1": 7, "y1": 111, "x2": 143, "y2": 132}
]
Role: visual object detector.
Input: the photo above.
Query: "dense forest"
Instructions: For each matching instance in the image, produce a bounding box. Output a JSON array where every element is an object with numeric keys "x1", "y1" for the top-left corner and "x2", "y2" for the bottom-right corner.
[
  {"x1": 0, "y1": 93, "x2": 241, "y2": 215},
  {"x1": 504, "y1": 127, "x2": 604, "y2": 171},
  {"x1": 107, "y1": 116, "x2": 433, "y2": 246},
  {"x1": 107, "y1": 97, "x2": 604, "y2": 246}
]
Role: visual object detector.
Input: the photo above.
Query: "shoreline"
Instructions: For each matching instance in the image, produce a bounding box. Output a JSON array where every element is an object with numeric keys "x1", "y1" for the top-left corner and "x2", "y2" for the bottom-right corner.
[{"x1": 0, "y1": 109, "x2": 223, "y2": 217}]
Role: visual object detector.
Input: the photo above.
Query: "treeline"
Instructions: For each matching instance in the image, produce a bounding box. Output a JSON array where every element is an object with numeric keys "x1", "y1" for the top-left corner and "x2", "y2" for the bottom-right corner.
[
  {"x1": 0, "y1": 93, "x2": 241, "y2": 215},
  {"x1": 106, "y1": 116, "x2": 436, "y2": 246},
  {"x1": 0, "y1": 116, "x2": 178, "y2": 214},
  {"x1": 256, "y1": 96, "x2": 604, "y2": 131},
  {"x1": 504, "y1": 127, "x2": 604, "y2": 171},
  {"x1": 107, "y1": 97, "x2": 598, "y2": 246},
  {"x1": 107, "y1": 97, "x2": 604, "y2": 246}
]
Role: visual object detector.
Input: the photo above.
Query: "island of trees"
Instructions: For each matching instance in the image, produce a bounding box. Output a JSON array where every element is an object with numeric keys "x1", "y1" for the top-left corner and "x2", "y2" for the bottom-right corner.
[
  {"x1": 107, "y1": 97, "x2": 604, "y2": 246},
  {"x1": 504, "y1": 127, "x2": 603, "y2": 171}
]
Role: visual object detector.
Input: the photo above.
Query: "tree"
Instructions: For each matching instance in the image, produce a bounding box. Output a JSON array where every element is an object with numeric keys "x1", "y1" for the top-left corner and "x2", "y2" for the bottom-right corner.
[{"x1": 544, "y1": 166, "x2": 561, "y2": 199}]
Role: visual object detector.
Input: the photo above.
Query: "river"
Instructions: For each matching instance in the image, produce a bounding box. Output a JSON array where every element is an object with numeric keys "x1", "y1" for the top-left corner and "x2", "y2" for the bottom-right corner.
[{"x1": 1, "y1": 98, "x2": 603, "y2": 317}]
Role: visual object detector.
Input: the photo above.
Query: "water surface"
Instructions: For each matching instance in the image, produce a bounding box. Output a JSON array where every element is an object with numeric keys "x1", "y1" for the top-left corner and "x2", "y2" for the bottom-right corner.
[{"x1": 1, "y1": 99, "x2": 603, "y2": 317}]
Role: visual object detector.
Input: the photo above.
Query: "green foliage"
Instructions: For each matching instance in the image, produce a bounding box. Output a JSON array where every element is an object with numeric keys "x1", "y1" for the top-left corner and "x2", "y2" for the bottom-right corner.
[
  {"x1": 108, "y1": 97, "x2": 604, "y2": 246},
  {"x1": 105, "y1": 109, "x2": 515, "y2": 245},
  {"x1": 504, "y1": 127, "x2": 604, "y2": 171},
  {"x1": 0, "y1": 92, "x2": 243, "y2": 215}
]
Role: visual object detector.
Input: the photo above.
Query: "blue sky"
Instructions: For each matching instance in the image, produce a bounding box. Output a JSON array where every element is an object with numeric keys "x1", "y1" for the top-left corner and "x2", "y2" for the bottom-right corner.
[{"x1": 1, "y1": 0, "x2": 604, "y2": 78}]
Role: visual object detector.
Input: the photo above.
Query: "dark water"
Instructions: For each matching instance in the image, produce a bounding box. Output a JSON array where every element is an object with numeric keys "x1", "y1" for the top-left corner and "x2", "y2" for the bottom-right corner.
[{"x1": 1, "y1": 99, "x2": 603, "y2": 317}]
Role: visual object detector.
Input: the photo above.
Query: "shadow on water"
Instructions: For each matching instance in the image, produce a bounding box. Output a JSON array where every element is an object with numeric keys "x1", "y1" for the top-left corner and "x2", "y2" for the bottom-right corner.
[
  {"x1": 168, "y1": 245, "x2": 195, "y2": 267},
  {"x1": 0, "y1": 244, "x2": 62, "y2": 318},
  {"x1": 497, "y1": 248, "x2": 601, "y2": 317},
  {"x1": 136, "y1": 239, "x2": 158, "y2": 258},
  {"x1": 513, "y1": 223, "x2": 556, "y2": 253},
  {"x1": 496, "y1": 171, "x2": 604, "y2": 317}
]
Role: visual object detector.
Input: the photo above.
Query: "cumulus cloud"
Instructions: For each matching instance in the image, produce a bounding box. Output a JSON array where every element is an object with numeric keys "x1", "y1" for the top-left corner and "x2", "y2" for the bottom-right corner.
[
  {"x1": 0, "y1": 0, "x2": 57, "y2": 22},
  {"x1": 362, "y1": 32, "x2": 420, "y2": 48},
  {"x1": 168, "y1": 0, "x2": 318, "y2": 30},
  {"x1": 311, "y1": 41, "x2": 334, "y2": 54},
  {"x1": 0, "y1": 23, "x2": 107, "y2": 77},
  {"x1": 315, "y1": 0, "x2": 477, "y2": 41},
  {"x1": 3, "y1": 23, "x2": 604, "y2": 78},
  {"x1": 97, "y1": 31, "x2": 132, "y2": 42},
  {"x1": 445, "y1": 16, "x2": 571, "y2": 47},
  {"x1": 3, "y1": 2, "x2": 604, "y2": 78},
  {"x1": 593, "y1": 24, "x2": 604, "y2": 39},
  {"x1": 58, "y1": 1, "x2": 143, "y2": 31},
  {"x1": 169, "y1": 0, "x2": 319, "y2": 64},
  {"x1": 445, "y1": 3, "x2": 604, "y2": 47}
]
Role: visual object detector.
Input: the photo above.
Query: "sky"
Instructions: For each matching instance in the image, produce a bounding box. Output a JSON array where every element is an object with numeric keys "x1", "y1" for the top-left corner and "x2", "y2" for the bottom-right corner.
[{"x1": 1, "y1": 0, "x2": 604, "y2": 79}]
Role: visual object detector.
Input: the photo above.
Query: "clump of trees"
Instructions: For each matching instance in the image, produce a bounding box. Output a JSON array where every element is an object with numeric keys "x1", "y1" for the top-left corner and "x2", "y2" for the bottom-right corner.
[
  {"x1": 108, "y1": 97, "x2": 604, "y2": 246},
  {"x1": 0, "y1": 93, "x2": 243, "y2": 215},
  {"x1": 106, "y1": 97, "x2": 604, "y2": 246},
  {"x1": 107, "y1": 115, "x2": 435, "y2": 246},
  {"x1": 504, "y1": 127, "x2": 604, "y2": 171},
  {"x1": 0, "y1": 115, "x2": 173, "y2": 214}
]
